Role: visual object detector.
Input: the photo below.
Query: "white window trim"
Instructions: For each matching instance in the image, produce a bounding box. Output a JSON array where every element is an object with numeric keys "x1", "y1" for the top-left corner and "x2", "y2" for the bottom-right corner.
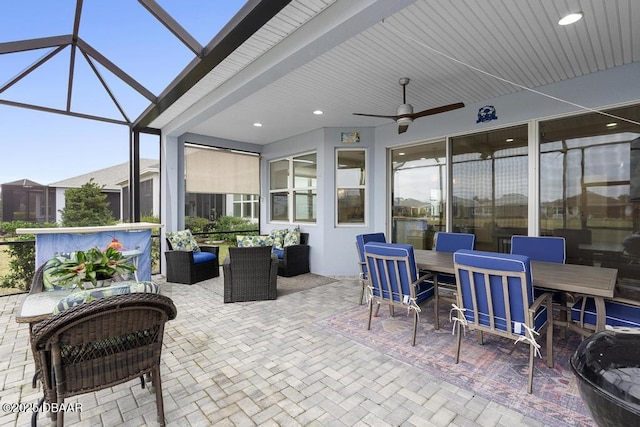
[
  {"x1": 269, "y1": 151, "x2": 317, "y2": 224},
  {"x1": 336, "y1": 148, "x2": 367, "y2": 227}
]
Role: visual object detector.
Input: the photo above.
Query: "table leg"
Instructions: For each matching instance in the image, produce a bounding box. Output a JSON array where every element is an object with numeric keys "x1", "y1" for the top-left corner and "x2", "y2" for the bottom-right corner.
[{"x1": 434, "y1": 273, "x2": 440, "y2": 330}]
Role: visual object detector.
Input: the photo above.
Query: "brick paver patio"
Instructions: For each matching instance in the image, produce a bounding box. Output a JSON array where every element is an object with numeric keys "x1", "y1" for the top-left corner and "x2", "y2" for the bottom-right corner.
[{"x1": 1, "y1": 274, "x2": 552, "y2": 426}]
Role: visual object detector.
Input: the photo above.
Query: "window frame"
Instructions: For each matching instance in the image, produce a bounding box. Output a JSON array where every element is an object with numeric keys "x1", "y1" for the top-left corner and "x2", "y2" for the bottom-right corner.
[
  {"x1": 335, "y1": 148, "x2": 367, "y2": 226},
  {"x1": 269, "y1": 151, "x2": 317, "y2": 224}
]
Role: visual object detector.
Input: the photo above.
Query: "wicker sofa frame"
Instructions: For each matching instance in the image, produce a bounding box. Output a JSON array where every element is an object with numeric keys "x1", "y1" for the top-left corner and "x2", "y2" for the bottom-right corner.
[
  {"x1": 223, "y1": 246, "x2": 278, "y2": 302},
  {"x1": 164, "y1": 239, "x2": 220, "y2": 284},
  {"x1": 277, "y1": 232, "x2": 310, "y2": 277},
  {"x1": 30, "y1": 292, "x2": 177, "y2": 426}
]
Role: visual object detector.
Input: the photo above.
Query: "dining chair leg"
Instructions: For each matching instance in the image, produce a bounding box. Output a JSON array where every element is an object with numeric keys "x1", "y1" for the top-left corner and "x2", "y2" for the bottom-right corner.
[
  {"x1": 434, "y1": 283, "x2": 440, "y2": 330},
  {"x1": 527, "y1": 344, "x2": 535, "y2": 394},
  {"x1": 411, "y1": 310, "x2": 418, "y2": 346},
  {"x1": 367, "y1": 300, "x2": 374, "y2": 330},
  {"x1": 455, "y1": 325, "x2": 462, "y2": 363},
  {"x1": 476, "y1": 330, "x2": 484, "y2": 345}
]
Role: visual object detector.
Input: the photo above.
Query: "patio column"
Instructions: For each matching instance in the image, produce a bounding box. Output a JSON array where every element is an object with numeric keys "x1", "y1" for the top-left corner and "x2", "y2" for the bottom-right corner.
[{"x1": 160, "y1": 134, "x2": 184, "y2": 275}]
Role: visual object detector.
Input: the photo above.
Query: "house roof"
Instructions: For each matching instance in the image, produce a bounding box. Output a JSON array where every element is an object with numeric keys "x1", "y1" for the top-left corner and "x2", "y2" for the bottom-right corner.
[
  {"x1": 49, "y1": 158, "x2": 158, "y2": 190},
  {"x1": 1, "y1": 178, "x2": 45, "y2": 187}
]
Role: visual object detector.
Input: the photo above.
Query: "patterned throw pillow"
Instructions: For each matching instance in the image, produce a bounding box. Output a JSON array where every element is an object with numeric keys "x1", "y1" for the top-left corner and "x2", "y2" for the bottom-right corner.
[
  {"x1": 236, "y1": 235, "x2": 274, "y2": 247},
  {"x1": 167, "y1": 230, "x2": 200, "y2": 252},
  {"x1": 53, "y1": 281, "x2": 160, "y2": 314},
  {"x1": 284, "y1": 226, "x2": 301, "y2": 247},
  {"x1": 43, "y1": 252, "x2": 74, "y2": 291},
  {"x1": 269, "y1": 228, "x2": 289, "y2": 250}
]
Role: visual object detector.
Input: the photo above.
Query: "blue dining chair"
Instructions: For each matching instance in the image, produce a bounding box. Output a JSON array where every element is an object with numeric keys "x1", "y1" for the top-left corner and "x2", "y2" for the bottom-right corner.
[
  {"x1": 430, "y1": 232, "x2": 475, "y2": 329},
  {"x1": 355, "y1": 233, "x2": 387, "y2": 304},
  {"x1": 363, "y1": 242, "x2": 434, "y2": 346},
  {"x1": 452, "y1": 249, "x2": 554, "y2": 393},
  {"x1": 571, "y1": 296, "x2": 640, "y2": 332},
  {"x1": 511, "y1": 235, "x2": 568, "y2": 332},
  {"x1": 510, "y1": 235, "x2": 566, "y2": 264}
]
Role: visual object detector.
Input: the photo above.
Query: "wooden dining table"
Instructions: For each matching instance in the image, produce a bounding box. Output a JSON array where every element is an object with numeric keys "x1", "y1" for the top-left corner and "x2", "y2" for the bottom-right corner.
[{"x1": 414, "y1": 249, "x2": 618, "y2": 333}]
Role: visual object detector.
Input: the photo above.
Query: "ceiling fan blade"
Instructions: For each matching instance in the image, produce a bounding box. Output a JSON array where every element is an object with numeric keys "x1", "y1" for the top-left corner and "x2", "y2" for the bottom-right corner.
[
  {"x1": 398, "y1": 124, "x2": 409, "y2": 134},
  {"x1": 352, "y1": 112, "x2": 399, "y2": 120},
  {"x1": 409, "y1": 102, "x2": 465, "y2": 119}
]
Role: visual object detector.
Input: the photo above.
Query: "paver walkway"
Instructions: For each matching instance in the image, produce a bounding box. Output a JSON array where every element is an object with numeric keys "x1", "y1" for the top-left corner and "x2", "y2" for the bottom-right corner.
[{"x1": 1, "y1": 274, "x2": 560, "y2": 426}]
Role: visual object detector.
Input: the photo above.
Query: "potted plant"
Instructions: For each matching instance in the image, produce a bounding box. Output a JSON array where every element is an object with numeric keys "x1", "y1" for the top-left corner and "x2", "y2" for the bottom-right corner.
[{"x1": 47, "y1": 247, "x2": 137, "y2": 289}]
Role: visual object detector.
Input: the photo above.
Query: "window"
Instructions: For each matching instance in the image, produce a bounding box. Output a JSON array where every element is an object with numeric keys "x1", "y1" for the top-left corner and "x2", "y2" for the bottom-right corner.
[
  {"x1": 391, "y1": 142, "x2": 446, "y2": 249},
  {"x1": 184, "y1": 144, "x2": 260, "y2": 223},
  {"x1": 269, "y1": 152, "x2": 317, "y2": 223},
  {"x1": 336, "y1": 149, "x2": 366, "y2": 225},
  {"x1": 451, "y1": 125, "x2": 529, "y2": 252},
  {"x1": 233, "y1": 194, "x2": 259, "y2": 220},
  {"x1": 539, "y1": 104, "x2": 640, "y2": 284}
]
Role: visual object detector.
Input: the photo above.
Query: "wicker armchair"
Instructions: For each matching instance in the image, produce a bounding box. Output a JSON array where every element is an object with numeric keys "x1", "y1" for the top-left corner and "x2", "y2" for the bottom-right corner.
[
  {"x1": 165, "y1": 238, "x2": 220, "y2": 284},
  {"x1": 223, "y1": 246, "x2": 278, "y2": 302},
  {"x1": 30, "y1": 293, "x2": 177, "y2": 426},
  {"x1": 277, "y1": 232, "x2": 310, "y2": 277}
]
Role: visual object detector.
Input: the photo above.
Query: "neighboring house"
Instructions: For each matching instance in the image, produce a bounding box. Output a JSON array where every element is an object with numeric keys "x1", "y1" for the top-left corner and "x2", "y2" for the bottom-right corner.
[
  {"x1": 1, "y1": 159, "x2": 160, "y2": 224},
  {"x1": 49, "y1": 159, "x2": 159, "y2": 223},
  {"x1": 1, "y1": 179, "x2": 55, "y2": 223}
]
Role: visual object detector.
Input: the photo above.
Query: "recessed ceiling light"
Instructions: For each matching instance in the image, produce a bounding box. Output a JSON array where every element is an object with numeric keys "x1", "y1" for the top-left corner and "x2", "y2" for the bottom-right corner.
[
  {"x1": 506, "y1": 138, "x2": 514, "y2": 142},
  {"x1": 606, "y1": 122, "x2": 618, "y2": 128},
  {"x1": 313, "y1": 110, "x2": 323, "y2": 115},
  {"x1": 398, "y1": 152, "x2": 405, "y2": 156},
  {"x1": 253, "y1": 122, "x2": 262, "y2": 127},
  {"x1": 558, "y1": 12, "x2": 583, "y2": 26}
]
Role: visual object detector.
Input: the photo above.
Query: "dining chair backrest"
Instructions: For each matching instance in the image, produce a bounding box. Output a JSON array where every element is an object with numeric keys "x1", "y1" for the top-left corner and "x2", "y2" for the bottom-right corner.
[
  {"x1": 453, "y1": 249, "x2": 536, "y2": 332},
  {"x1": 355, "y1": 233, "x2": 386, "y2": 278},
  {"x1": 434, "y1": 232, "x2": 475, "y2": 253},
  {"x1": 364, "y1": 242, "x2": 418, "y2": 304},
  {"x1": 511, "y1": 235, "x2": 566, "y2": 264}
]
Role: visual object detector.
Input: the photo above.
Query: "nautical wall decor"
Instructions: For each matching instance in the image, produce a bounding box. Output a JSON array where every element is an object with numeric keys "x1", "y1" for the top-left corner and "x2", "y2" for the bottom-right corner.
[{"x1": 477, "y1": 105, "x2": 497, "y2": 123}]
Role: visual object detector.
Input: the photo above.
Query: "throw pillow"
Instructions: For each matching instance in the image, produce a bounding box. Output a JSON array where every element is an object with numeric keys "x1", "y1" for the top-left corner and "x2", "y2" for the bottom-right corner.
[
  {"x1": 269, "y1": 228, "x2": 289, "y2": 250},
  {"x1": 53, "y1": 281, "x2": 160, "y2": 314},
  {"x1": 284, "y1": 226, "x2": 301, "y2": 247},
  {"x1": 167, "y1": 230, "x2": 200, "y2": 252},
  {"x1": 42, "y1": 252, "x2": 73, "y2": 291},
  {"x1": 236, "y1": 235, "x2": 274, "y2": 247}
]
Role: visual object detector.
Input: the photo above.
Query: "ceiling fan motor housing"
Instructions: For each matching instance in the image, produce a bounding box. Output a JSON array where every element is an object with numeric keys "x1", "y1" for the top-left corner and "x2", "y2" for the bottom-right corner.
[{"x1": 396, "y1": 104, "x2": 414, "y2": 123}]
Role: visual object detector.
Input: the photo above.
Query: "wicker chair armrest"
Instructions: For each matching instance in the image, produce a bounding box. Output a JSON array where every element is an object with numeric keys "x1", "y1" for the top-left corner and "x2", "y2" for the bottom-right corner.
[
  {"x1": 199, "y1": 245, "x2": 220, "y2": 257},
  {"x1": 29, "y1": 264, "x2": 46, "y2": 294},
  {"x1": 164, "y1": 250, "x2": 195, "y2": 263},
  {"x1": 283, "y1": 244, "x2": 310, "y2": 258}
]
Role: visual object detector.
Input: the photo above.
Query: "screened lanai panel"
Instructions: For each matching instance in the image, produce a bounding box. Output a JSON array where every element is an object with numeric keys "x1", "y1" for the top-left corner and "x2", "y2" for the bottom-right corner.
[{"x1": 185, "y1": 146, "x2": 259, "y2": 194}]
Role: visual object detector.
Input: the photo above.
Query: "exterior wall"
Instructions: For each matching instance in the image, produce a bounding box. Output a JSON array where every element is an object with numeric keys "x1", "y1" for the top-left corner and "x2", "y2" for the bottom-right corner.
[{"x1": 166, "y1": 63, "x2": 640, "y2": 277}]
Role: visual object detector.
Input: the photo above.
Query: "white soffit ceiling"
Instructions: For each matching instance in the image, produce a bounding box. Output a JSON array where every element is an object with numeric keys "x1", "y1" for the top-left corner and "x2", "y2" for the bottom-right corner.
[{"x1": 151, "y1": 0, "x2": 640, "y2": 145}]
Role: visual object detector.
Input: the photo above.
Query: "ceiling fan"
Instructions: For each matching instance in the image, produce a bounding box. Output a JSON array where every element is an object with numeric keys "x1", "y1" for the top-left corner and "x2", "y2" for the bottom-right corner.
[{"x1": 353, "y1": 77, "x2": 465, "y2": 134}]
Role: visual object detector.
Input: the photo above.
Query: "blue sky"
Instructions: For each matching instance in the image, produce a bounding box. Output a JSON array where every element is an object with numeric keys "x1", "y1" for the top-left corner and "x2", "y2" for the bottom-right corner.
[{"x1": 0, "y1": 0, "x2": 246, "y2": 185}]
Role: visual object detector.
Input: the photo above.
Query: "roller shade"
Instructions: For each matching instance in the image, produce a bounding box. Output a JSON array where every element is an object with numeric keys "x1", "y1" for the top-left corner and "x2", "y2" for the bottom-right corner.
[{"x1": 185, "y1": 146, "x2": 259, "y2": 194}]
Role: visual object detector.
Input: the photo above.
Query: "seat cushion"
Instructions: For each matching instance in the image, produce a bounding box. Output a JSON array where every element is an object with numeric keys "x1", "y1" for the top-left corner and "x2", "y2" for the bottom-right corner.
[
  {"x1": 273, "y1": 248, "x2": 284, "y2": 259},
  {"x1": 167, "y1": 230, "x2": 200, "y2": 252},
  {"x1": 571, "y1": 297, "x2": 640, "y2": 328},
  {"x1": 53, "y1": 281, "x2": 160, "y2": 314},
  {"x1": 193, "y1": 251, "x2": 216, "y2": 264}
]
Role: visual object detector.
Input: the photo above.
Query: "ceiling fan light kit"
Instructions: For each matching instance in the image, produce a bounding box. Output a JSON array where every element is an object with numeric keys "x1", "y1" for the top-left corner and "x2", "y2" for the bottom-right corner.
[{"x1": 352, "y1": 77, "x2": 464, "y2": 134}]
